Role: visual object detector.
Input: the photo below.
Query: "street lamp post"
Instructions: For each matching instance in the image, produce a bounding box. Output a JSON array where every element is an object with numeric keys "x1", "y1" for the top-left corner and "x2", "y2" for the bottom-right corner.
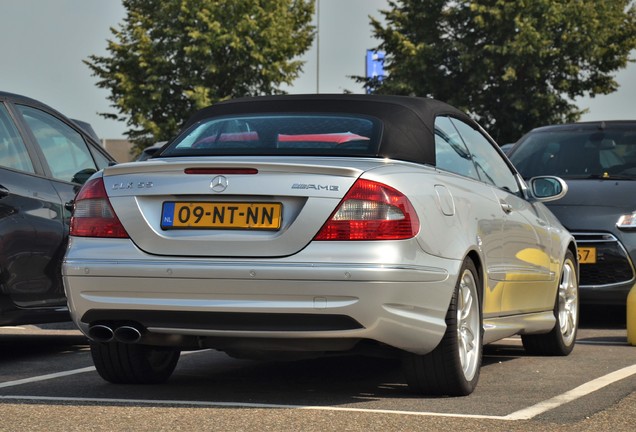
[{"x1": 316, "y1": 0, "x2": 320, "y2": 93}]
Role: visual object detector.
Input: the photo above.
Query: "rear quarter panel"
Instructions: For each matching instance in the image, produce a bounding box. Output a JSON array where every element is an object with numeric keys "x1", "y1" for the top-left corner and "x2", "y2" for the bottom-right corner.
[{"x1": 360, "y1": 164, "x2": 504, "y2": 315}]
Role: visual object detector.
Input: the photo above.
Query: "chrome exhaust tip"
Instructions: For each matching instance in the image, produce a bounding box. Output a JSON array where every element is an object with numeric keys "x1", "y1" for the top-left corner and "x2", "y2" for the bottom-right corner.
[
  {"x1": 114, "y1": 325, "x2": 143, "y2": 344},
  {"x1": 88, "y1": 324, "x2": 114, "y2": 343}
]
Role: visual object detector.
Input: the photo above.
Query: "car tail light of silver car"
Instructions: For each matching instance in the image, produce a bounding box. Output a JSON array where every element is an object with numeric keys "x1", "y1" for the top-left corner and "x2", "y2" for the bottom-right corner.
[
  {"x1": 70, "y1": 177, "x2": 129, "y2": 238},
  {"x1": 314, "y1": 178, "x2": 420, "y2": 240}
]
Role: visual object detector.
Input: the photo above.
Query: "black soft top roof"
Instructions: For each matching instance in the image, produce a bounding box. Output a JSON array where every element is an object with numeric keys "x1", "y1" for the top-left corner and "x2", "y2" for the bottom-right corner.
[{"x1": 184, "y1": 94, "x2": 475, "y2": 165}]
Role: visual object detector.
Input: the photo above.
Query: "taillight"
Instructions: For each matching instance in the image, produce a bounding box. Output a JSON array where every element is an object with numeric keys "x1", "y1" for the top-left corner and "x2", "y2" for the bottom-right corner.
[
  {"x1": 70, "y1": 177, "x2": 129, "y2": 238},
  {"x1": 314, "y1": 179, "x2": 420, "y2": 240}
]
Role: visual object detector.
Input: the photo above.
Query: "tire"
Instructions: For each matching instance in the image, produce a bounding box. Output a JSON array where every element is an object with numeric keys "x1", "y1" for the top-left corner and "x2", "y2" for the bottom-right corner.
[
  {"x1": 90, "y1": 341, "x2": 180, "y2": 384},
  {"x1": 402, "y1": 258, "x2": 483, "y2": 396},
  {"x1": 522, "y1": 250, "x2": 579, "y2": 356}
]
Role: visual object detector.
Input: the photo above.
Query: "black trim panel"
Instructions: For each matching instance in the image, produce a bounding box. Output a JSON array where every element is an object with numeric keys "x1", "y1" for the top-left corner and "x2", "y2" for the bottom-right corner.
[{"x1": 81, "y1": 310, "x2": 364, "y2": 332}]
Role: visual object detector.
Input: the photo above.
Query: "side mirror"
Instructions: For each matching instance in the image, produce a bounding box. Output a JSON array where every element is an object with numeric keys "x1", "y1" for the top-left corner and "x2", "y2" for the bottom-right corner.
[{"x1": 528, "y1": 176, "x2": 568, "y2": 202}]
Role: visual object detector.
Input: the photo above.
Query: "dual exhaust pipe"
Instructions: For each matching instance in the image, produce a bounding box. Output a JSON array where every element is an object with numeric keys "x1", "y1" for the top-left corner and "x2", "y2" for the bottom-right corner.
[{"x1": 88, "y1": 323, "x2": 143, "y2": 344}]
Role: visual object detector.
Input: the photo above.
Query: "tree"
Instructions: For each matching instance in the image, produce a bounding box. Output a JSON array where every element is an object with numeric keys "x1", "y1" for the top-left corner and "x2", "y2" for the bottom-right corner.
[
  {"x1": 86, "y1": 0, "x2": 314, "y2": 152},
  {"x1": 360, "y1": 0, "x2": 636, "y2": 143}
]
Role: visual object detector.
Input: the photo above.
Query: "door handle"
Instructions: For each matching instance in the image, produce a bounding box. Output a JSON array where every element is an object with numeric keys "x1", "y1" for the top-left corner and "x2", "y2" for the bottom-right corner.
[
  {"x1": 0, "y1": 184, "x2": 9, "y2": 198},
  {"x1": 500, "y1": 200, "x2": 513, "y2": 214}
]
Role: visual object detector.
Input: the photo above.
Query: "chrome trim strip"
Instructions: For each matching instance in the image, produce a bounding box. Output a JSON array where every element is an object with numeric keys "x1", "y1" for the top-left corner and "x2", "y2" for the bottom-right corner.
[
  {"x1": 63, "y1": 259, "x2": 449, "y2": 283},
  {"x1": 571, "y1": 232, "x2": 619, "y2": 243}
]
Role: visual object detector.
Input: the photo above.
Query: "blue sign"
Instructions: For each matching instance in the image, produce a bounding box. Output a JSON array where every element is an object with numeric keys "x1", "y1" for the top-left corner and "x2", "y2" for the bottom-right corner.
[
  {"x1": 365, "y1": 50, "x2": 386, "y2": 94},
  {"x1": 366, "y1": 50, "x2": 386, "y2": 81}
]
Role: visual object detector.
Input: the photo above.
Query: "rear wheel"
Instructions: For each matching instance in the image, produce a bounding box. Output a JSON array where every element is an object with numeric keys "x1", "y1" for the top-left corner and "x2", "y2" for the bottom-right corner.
[
  {"x1": 402, "y1": 258, "x2": 482, "y2": 396},
  {"x1": 522, "y1": 250, "x2": 578, "y2": 355},
  {"x1": 90, "y1": 341, "x2": 180, "y2": 384}
]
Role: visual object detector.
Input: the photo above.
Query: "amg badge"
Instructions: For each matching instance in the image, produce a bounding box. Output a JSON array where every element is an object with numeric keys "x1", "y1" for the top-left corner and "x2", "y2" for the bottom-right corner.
[{"x1": 292, "y1": 183, "x2": 339, "y2": 191}]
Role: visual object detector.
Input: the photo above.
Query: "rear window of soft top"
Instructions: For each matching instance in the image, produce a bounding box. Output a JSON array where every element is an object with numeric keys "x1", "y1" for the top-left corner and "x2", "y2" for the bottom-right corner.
[{"x1": 161, "y1": 114, "x2": 382, "y2": 157}]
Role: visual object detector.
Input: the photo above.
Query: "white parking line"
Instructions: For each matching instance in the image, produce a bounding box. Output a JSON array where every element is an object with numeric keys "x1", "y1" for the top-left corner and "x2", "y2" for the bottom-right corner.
[
  {"x1": 577, "y1": 340, "x2": 628, "y2": 346},
  {"x1": 0, "y1": 395, "x2": 505, "y2": 420},
  {"x1": 503, "y1": 363, "x2": 636, "y2": 420},
  {"x1": 1, "y1": 363, "x2": 634, "y2": 421},
  {"x1": 0, "y1": 367, "x2": 95, "y2": 389}
]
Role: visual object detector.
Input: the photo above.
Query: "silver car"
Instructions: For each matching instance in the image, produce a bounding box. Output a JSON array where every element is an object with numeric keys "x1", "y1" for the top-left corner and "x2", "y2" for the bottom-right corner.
[{"x1": 63, "y1": 95, "x2": 579, "y2": 396}]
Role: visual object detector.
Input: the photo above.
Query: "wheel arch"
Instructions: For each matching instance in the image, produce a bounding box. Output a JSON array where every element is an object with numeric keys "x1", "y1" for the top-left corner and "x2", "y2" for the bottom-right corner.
[
  {"x1": 566, "y1": 240, "x2": 580, "y2": 280},
  {"x1": 465, "y1": 249, "x2": 484, "y2": 301}
]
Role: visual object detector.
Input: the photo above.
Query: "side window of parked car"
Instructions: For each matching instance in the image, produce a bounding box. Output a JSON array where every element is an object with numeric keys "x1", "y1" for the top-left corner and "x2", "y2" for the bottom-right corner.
[
  {"x1": 434, "y1": 116, "x2": 479, "y2": 180},
  {"x1": 450, "y1": 118, "x2": 520, "y2": 194},
  {"x1": 0, "y1": 104, "x2": 35, "y2": 173},
  {"x1": 17, "y1": 105, "x2": 98, "y2": 183}
]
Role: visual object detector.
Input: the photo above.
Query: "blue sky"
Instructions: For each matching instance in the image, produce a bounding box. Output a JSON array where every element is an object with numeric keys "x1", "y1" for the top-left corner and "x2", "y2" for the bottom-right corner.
[{"x1": 1, "y1": 0, "x2": 634, "y2": 140}]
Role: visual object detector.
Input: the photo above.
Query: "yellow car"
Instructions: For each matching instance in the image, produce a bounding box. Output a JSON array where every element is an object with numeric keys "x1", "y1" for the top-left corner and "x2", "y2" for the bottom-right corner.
[{"x1": 628, "y1": 285, "x2": 636, "y2": 345}]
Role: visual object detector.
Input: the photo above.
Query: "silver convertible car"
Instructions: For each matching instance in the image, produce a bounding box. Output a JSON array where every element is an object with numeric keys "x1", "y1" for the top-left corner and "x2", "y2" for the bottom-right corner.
[{"x1": 63, "y1": 95, "x2": 579, "y2": 396}]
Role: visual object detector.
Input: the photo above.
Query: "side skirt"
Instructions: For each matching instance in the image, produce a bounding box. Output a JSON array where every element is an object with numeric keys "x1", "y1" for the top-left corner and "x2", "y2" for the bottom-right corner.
[{"x1": 483, "y1": 311, "x2": 556, "y2": 345}]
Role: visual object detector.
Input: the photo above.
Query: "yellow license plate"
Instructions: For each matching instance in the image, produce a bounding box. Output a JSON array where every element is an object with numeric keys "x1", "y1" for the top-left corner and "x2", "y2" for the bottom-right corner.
[
  {"x1": 161, "y1": 202, "x2": 282, "y2": 230},
  {"x1": 578, "y1": 246, "x2": 597, "y2": 264}
]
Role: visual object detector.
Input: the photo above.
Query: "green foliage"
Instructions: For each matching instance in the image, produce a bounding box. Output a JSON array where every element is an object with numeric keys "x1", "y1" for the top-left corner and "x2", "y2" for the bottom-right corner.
[
  {"x1": 361, "y1": 0, "x2": 636, "y2": 143},
  {"x1": 86, "y1": 0, "x2": 314, "y2": 153}
]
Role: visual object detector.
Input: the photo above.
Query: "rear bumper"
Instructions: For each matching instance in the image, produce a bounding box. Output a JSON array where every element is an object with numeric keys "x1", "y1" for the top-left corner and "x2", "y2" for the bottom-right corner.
[{"x1": 62, "y1": 239, "x2": 460, "y2": 355}]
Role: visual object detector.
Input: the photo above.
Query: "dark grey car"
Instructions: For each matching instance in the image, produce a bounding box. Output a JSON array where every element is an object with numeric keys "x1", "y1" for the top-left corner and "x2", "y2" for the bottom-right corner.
[{"x1": 509, "y1": 121, "x2": 636, "y2": 306}]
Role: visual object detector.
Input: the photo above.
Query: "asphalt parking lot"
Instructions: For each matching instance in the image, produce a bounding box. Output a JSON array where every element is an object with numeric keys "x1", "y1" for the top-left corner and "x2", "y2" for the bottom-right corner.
[{"x1": 0, "y1": 306, "x2": 634, "y2": 431}]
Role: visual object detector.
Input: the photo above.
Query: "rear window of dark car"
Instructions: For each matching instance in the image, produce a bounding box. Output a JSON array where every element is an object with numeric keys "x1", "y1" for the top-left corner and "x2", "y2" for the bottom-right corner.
[
  {"x1": 161, "y1": 114, "x2": 382, "y2": 157},
  {"x1": 510, "y1": 126, "x2": 636, "y2": 179}
]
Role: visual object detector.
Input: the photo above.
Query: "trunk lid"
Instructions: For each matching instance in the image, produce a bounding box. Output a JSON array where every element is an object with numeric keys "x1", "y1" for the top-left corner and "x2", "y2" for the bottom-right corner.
[{"x1": 102, "y1": 157, "x2": 385, "y2": 257}]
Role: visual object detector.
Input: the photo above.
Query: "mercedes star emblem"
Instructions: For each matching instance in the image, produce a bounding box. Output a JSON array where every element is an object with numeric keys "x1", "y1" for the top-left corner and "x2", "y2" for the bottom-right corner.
[{"x1": 210, "y1": 175, "x2": 229, "y2": 193}]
